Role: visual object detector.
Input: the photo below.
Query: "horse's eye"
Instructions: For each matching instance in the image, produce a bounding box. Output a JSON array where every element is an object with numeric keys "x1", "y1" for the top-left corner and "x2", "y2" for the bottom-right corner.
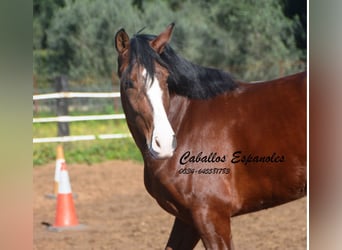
[{"x1": 124, "y1": 80, "x2": 134, "y2": 90}]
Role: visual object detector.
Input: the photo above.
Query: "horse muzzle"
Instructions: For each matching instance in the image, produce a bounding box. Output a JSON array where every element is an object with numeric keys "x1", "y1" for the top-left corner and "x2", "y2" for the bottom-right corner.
[{"x1": 149, "y1": 134, "x2": 177, "y2": 159}]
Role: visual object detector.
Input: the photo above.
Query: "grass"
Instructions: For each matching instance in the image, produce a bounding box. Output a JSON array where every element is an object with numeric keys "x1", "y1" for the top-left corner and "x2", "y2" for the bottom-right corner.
[
  {"x1": 33, "y1": 119, "x2": 129, "y2": 137},
  {"x1": 33, "y1": 119, "x2": 142, "y2": 166}
]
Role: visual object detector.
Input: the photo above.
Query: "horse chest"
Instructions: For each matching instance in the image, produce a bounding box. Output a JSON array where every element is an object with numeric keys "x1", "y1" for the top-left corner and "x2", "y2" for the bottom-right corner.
[{"x1": 143, "y1": 163, "x2": 192, "y2": 218}]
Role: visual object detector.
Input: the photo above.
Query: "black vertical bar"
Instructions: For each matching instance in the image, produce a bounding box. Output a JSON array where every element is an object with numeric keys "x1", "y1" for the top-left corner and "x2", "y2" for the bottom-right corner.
[{"x1": 55, "y1": 75, "x2": 70, "y2": 137}]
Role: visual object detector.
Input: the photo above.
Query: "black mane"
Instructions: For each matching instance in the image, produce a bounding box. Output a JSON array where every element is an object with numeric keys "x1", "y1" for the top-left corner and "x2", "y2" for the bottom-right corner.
[{"x1": 129, "y1": 34, "x2": 237, "y2": 99}]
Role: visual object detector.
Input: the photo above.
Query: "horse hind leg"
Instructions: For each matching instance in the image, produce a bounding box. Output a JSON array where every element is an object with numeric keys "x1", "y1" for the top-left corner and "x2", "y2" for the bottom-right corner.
[
  {"x1": 193, "y1": 207, "x2": 234, "y2": 250},
  {"x1": 165, "y1": 217, "x2": 200, "y2": 250}
]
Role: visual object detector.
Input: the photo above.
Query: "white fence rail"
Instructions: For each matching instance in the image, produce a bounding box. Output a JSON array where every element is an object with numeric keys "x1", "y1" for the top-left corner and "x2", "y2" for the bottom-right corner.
[
  {"x1": 33, "y1": 91, "x2": 131, "y2": 143},
  {"x1": 33, "y1": 92, "x2": 121, "y2": 100},
  {"x1": 33, "y1": 134, "x2": 131, "y2": 144},
  {"x1": 33, "y1": 114, "x2": 126, "y2": 123}
]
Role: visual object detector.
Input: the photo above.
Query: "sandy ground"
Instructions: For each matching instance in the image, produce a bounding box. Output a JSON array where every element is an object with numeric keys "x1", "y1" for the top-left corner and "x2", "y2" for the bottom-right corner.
[{"x1": 33, "y1": 160, "x2": 306, "y2": 250}]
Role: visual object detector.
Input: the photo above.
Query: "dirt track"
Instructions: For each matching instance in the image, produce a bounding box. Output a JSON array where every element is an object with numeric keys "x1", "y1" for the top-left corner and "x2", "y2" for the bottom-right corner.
[{"x1": 33, "y1": 160, "x2": 306, "y2": 250}]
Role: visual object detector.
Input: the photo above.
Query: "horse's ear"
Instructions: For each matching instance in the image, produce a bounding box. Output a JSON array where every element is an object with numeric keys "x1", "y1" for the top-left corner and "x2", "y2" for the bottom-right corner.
[
  {"x1": 115, "y1": 28, "x2": 130, "y2": 54},
  {"x1": 151, "y1": 22, "x2": 175, "y2": 54}
]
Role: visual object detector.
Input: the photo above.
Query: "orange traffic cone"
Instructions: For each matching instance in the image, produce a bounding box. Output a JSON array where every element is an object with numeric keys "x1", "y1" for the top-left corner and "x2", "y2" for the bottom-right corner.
[
  {"x1": 45, "y1": 144, "x2": 65, "y2": 199},
  {"x1": 48, "y1": 162, "x2": 85, "y2": 232}
]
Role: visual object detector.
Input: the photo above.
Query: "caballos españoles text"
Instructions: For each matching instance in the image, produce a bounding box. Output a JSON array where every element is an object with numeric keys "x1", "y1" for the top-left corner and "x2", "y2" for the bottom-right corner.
[{"x1": 179, "y1": 150, "x2": 286, "y2": 166}]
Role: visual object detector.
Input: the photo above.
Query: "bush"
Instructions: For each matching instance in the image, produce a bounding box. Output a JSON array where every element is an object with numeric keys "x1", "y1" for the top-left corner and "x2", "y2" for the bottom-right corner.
[{"x1": 34, "y1": 0, "x2": 306, "y2": 83}]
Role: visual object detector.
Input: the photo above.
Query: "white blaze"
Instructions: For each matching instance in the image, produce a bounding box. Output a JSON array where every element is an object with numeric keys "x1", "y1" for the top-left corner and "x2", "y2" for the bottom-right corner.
[{"x1": 143, "y1": 69, "x2": 176, "y2": 159}]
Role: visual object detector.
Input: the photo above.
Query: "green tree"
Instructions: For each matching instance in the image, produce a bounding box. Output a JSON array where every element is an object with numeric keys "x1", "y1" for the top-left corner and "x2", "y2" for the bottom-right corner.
[
  {"x1": 47, "y1": 0, "x2": 148, "y2": 81},
  {"x1": 33, "y1": 0, "x2": 65, "y2": 79},
  {"x1": 281, "y1": 0, "x2": 306, "y2": 56},
  {"x1": 187, "y1": 0, "x2": 304, "y2": 80},
  {"x1": 33, "y1": 0, "x2": 306, "y2": 84}
]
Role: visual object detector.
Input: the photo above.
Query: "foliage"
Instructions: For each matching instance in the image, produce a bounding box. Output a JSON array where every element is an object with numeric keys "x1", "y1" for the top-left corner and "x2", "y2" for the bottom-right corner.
[
  {"x1": 204, "y1": 0, "x2": 305, "y2": 80},
  {"x1": 33, "y1": 0, "x2": 65, "y2": 80},
  {"x1": 34, "y1": 0, "x2": 306, "y2": 83}
]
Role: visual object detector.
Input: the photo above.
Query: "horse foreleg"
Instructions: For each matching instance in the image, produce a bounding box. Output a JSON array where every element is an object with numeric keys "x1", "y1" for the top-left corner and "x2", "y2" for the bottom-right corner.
[
  {"x1": 165, "y1": 217, "x2": 200, "y2": 250},
  {"x1": 193, "y1": 208, "x2": 234, "y2": 250}
]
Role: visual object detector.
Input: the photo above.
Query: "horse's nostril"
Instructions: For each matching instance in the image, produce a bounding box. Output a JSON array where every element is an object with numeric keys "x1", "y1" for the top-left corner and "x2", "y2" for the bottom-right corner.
[{"x1": 154, "y1": 137, "x2": 161, "y2": 148}]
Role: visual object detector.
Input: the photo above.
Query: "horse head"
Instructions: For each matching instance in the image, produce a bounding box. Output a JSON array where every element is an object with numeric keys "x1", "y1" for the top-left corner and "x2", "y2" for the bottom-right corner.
[{"x1": 114, "y1": 23, "x2": 177, "y2": 159}]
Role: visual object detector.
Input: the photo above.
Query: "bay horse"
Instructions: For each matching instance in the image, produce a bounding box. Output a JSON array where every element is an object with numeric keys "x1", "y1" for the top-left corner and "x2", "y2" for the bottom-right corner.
[{"x1": 114, "y1": 23, "x2": 306, "y2": 250}]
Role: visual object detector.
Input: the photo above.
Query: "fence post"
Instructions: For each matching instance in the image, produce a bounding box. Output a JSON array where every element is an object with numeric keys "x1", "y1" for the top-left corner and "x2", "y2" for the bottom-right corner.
[{"x1": 55, "y1": 75, "x2": 70, "y2": 137}]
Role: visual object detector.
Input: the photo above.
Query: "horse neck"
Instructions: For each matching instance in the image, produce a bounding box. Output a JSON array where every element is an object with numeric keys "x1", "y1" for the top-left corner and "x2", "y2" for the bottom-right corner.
[{"x1": 167, "y1": 61, "x2": 237, "y2": 99}]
